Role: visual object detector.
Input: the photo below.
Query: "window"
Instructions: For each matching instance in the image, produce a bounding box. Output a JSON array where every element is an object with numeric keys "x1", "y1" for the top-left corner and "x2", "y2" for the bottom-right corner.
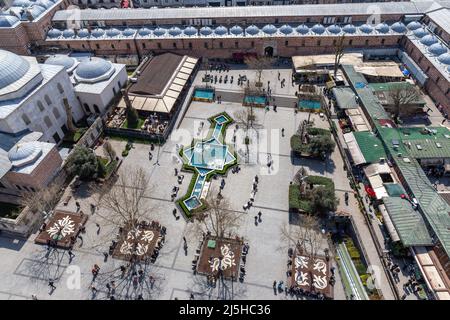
[
  {"x1": 0, "y1": 181, "x2": 5, "y2": 189},
  {"x1": 317, "y1": 40, "x2": 321, "y2": 46},
  {"x1": 16, "y1": 185, "x2": 22, "y2": 191},
  {"x1": 173, "y1": 42, "x2": 177, "y2": 48},
  {"x1": 83, "y1": 103, "x2": 90, "y2": 113},
  {"x1": 57, "y1": 83, "x2": 64, "y2": 94},
  {"x1": 348, "y1": 39, "x2": 353, "y2": 45},
  {"x1": 234, "y1": 41, "x2": 238, "y2": 49},
  {"x1": 381, "y1": 38, "x2": 385, "y2": 45},
  {"x1": 204, "y1": 42, "x2": 208, "y2": 49},
  {"x1": 30, "y1": 187, "x2": 36, "y2": 192},
  {"x1": 251, "y1": 41, "x2": 254, "y2": 47},
  {"x1": 44, "y1": 116, "x2": 52, "y2": 128},
  {"x1": 301, "y1": 40, "x2": 305, "y2": 47},
  {"x1": 365, "y1": 39, "x2": 369, "y2": 46},
  {"x1": 142, "y1": 43, "x2": 146, "y2": 49},
  {"x1": 53, "y1": 132, "x2": 61, "y2": 143},
  {"x1": 61, "y1": 124, "x2": 68, "y2": 134},
  {"x1": 113, "y1": 87, "x2": 117, "y2": 96},
  {"x1": 126, "y1": 43, "x2": 131, "y2": 50},
  {"x1": 67, "y1": 44, "x2": 71, "y2": 49},
  {"x1": 157, "y1": 42, "x2": 161, "y2": 49},
  {"x1": 436, "y1": 77, "x2": 440, "y2": 84},
  {"x1": 37, "y1": 101, "x2": 44, "y2": 111},
  {"x1": 95, "y1": 44, "x2": 100, "y2": 49},
  {"x1": 93, "y1": 104, "x2": 100, "y2": 113},
  {"x1": 333, "y1": 40, "x2": 336, "y2": 46},
  {"x1": 22, "y1": 114, "x2": 31, "y2": 125},
  {"x1": 285, "y1": 40, "x2": 288, "y2": 46},
  {"x1": 219, "y1": 42, "x2": 223, "y2": 48},
  {"x1": 45, "y1": 95, "x2": 52, "y2": 105},
  {"x1": 82, "y1": 44, "x2": 85, "y2": 49},
  {"x1": 111, "y1": 44, "x2": 115, "y2": 49},
  {"x1": 52, "y1": 107, "x2": 61, "y2": 119},
  {"x1": 188, "y1": 42, "x2": 192, "y2": 49}
]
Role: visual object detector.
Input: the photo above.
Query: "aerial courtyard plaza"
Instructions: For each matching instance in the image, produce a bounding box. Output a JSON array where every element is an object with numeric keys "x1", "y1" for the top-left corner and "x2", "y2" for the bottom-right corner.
[{"x1": 0, "y1": 0, "x2": 449, "y2": 302}]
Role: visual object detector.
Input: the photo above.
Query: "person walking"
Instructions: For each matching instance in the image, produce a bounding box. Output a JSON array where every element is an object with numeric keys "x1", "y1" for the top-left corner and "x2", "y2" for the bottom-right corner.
[
  {"x1": 281, "y1": 128, "x2": 285, "y2": 137},
  {"x1": 31, "y1": 294, "x2": 38, "y2": 300},
  {"x1": 68, "y1": 249, "x2": 75, "y2": 260},
  {"x1": 48, "y1": 279, "x2": 56, "y2": 290}
]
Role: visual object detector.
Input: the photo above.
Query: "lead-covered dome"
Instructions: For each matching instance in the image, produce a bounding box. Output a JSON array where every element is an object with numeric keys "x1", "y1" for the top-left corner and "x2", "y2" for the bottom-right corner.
[
  {"x1": 407, "y1": 21, "x2": 421, "y2": 31},
  {"x1": 138, "y1": 27, "x2": 151, "y2": 36},
  {"x1": 311, "y1": 24, "x2": 325, "y2": 34},
  {"x1": 391, "y1": 22, "x2": 406, "y2": 33},
  {"x1": 428, "y1": 43, "x2": 447, "y2": 56},
  {"x1": 74, "y1": 58, "x2": 114, "y2": 83},
  {"x1": 200, "y1": 26, "x2": 213, "y2": 36},
  {"x1": 45, "y1": 55, "x2": 77, "y2": 72},
  {"x1": 184, "y1": 26, "x2": 197, "y2": 36},
  {"x1": 168, "y1": 26, "x2": 182, "y2": 36},
  {"x1": 230, "y1": 25, "x2": 243, "y2": 35},
  {"x1": 8, "y1": 142, "x2": 42, "y2": 168},
  {"x1": 420, "y1": 34, "x2": 438, "y2": 46},
  {"x1": 153, "y1": 27, "x2": 166, "y2": 37},
  {"x1": 343, "y1": 24, "x2": 356, "y2": 34},
  {"x1": 122, "y1": 28, "x2": 135, "y2": 37},
  {"x1": 245, "y1": 25, "x2": 259, "y2": 35},
  {"x1": 62, "y1": 29, "x2": 75, "y2": 38},
  {"x1": 0, "y1": 15, "x2": 20, "y2": 27},
  {"x1": 0, "y1": 49, "x2": 30, "y2": 90},
  {"x1": 106, "y1": 28, "x2": 121, "y2": 37},
  {"x1": 262, "y1": 24, "x2": 277, "y2": 35},
  {"x1": 279, "y1": 25, "x2": 293, "y2": 35},
  {"x1": 21, "y1": 5, "x2": 46, "y2": 20},
  {"x1": 327, "y1": 24, "x2": 341, "y2": 34},
  {"x1": 214, "y1": 26, "x2": 228, "y2": 36},
  {"x1": 359, "y1": 24, "x2": 373, "y2": 34},
  {"x1": 91, "y1": 28, "x2": 105, "y2": 38},
  {"x1": 35, "y1": 0, "x2": 53, "y2": 8},
  {"x1": 47, "y1": 28, "x2": 62, "y2": 38},
  {"x1": 375, "y1": 23, "x2": 389, "y2": 34},
  {"x1": 296, "y1": 24, "x2": 309, "y2": 34},
  {"x1": 12, "y1": 0, "x2": 32, "y2": 7},
  {"x1": 438, "y1": 53, "x2": 450, "y2": 65},
  {"x1": 413, "y1": 27, "x2": 428, "y2": 38}
]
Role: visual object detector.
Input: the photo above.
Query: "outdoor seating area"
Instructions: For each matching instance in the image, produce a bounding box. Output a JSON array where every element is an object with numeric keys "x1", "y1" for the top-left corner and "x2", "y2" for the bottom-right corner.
[
  {"x1": 34, "y1": 210, "x2": 88, "y2": 249},
  {"x1": 194, "y1": 234, "x2": 245, "y2": 281},
  {"x1": 111, "y1": 220, "x2": 166, "y2": 262}
]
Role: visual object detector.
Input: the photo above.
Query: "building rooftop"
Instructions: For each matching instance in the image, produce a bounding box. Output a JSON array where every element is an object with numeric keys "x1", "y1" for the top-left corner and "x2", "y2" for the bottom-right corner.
[{"x1": 353, "y1": 131, "x2": 388, "y2": 164}]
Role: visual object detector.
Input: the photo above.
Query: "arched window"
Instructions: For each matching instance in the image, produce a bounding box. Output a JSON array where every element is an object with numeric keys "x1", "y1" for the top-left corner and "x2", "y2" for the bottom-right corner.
[
  {"x1": 22, "y1": 114, "x2": 31, "y2": 125},
  {"x1": 44, "y1": 116, "x2": 52, "y2": 128},
  {"x1": 37, "y1": 100, "x2": 45, "y2": 111},
  {"x1": 57, "y1": 83, "x2": 64, "y2": 94},
  {"x1": 93, "y1": 104, "x2": 100, "y2": 114},
  {"x1": 83, "y1": 103, "x2": 90, "y2": 113},
  {"x1": 45, "y1": 95, "x2": 52, "y2": 105},
  {"x1": 52, "y1": 107, "x2": 61, "y2": 119}
]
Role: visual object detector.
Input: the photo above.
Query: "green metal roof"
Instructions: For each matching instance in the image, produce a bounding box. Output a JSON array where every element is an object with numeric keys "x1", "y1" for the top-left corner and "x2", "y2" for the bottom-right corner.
[
  {"x1": 332, "y1": 86, "x2": 359, "y2": 109},
  {"x1": 383, "y1": 197, "x2": 433, "y2": 246},
  {"x1": 368, "y1": 82, "x2": 426, "y2": 106},
  {"x1": 353, "y1": 131, "x2": 388, "y2": 163},
  {"x1": 384, "y1": 183, "x2": 406, "y2": 197}
]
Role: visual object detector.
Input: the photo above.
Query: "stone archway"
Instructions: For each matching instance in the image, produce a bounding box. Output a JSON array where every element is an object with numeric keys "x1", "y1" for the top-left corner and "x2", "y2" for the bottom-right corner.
[{"x1": 264, "y1": 46, "x2": 274, "y2": 57}]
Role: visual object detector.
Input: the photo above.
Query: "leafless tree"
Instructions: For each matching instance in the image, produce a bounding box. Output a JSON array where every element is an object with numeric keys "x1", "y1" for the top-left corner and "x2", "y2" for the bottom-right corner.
[
  {"x1": 192, "y1": 187, "x2": 243, "y2": 239},
  {"x1": 387, "y1": 84, "x2": 420, "y2": 123},
  {"x1": 102, "y1": 140, "x2": 117, "y2": 162},
  {"x1": 244, "y1": 56, "x2": 275, "y2": 89},
  {"x1": 21, "y1": 183, "x2": 62, "y2": 216},
  {"x1": 234, "y1": 108, "x2": 258, "y2": 132},
  {"x1": 333, "y1": 34, "x2": 346, "y2": 79}
]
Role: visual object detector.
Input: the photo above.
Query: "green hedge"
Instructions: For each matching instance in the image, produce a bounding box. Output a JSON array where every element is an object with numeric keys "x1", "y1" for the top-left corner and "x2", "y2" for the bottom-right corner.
[{"x1": 307, "y1": 127, "x2": 331, "y2": 137}]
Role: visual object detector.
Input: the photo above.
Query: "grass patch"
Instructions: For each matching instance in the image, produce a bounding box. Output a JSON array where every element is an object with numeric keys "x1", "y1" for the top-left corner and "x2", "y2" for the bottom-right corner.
[
  {"x1": 288, "y1": 175, "x2": 335, "y2": 214},
  {"x1": 0, "y1": 202, "x2": 23, "y2": 220},
  {"x1": 63, "y1": 128, "x2": 88, "y2": 143}
]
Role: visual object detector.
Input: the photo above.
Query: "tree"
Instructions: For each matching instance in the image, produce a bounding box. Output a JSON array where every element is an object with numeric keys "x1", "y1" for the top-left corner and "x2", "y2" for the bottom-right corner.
[
  {"x1": 388, "y1": 83, "x2": 420, "y2": 123},
  {"x1": 126, "y1": 105, "x2": 139, "y2": 128},
  {"x1": 310, "y1": 186, "x2": 339, "y2": 214},
  {"x1": 244, "y1": 56, "x2": 275, "y2": 89},
  {"x1": 333, "y1": 34, "x2": 346, "y2": 79},
  {"x1": 307, "y1": 135, "x2": 336, "y2": 158},
  {"x1": 293, "y1": 167, "x2": 309, "y2": 186},
  {"x1": 193, "y1": 187, "x2": 243, "y2": 239},
  {"x1": 102, "y1": 140, "x2": 116, "y2": 162},
  {"x1": 21, "y1": 183, "x2": 61, "y2": 216},
  {"x1": 281, "y1": 215, "x2": 323, "y2": 259},
  {"x1": 234, "y1": 108, "x2": 258, "y2": 131},
  {"x1": 66, "y1": 146, "x2": 99, "y2": 180},
  {"x1": 63, "y1": 98, "x2": 77, "y2": 133}
]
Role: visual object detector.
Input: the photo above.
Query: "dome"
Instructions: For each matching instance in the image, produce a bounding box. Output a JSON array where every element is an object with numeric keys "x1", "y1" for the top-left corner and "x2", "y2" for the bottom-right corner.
[
  {"x1": 184, "y1": 26, "x2": 197, "y2": 36},
  {"x1": 106, "y1": 28, "x2": 121, "y2": 37},
  {"x1": 122, "y1": 28, "x2": 135, "y2": 37},
  {"x1": 311, "y1": 24, "x2": 325, "y2": 34},
  {"x1": 62, "y1": 29, "x2": 75, "y2": 38},
  {"x1": 428, "y1": 43, "x2": 447, "y2": 56},
  {"x1": 75, "y1": 58, "x2": 113, "y2": 82},
  {"x1": 35, "y1": 0, "x2": 53, "y2": 8},
  {"x1": 91, "y1": 28, "x2": 105, "y2": 38},
  {"x1": 138, "y1": 27, "x2": 151, "y2": 36},
  {"x1": 12, "y1": 0, "x2": 32, "y2": 6},
  {"x1": 8, "y1": 142, "x2": 42, "y2": 168},
  {"x1": 153, "y1": 27, "x2": 166, "y2": 37},
  {"x1": 47, "y1": 28, "x2": 62, "y2": 38},
  {"x1": 77, "y1": 29, "x2": 89, "y2": 38},
  {"x1": 375, "y1": 23, "x2": 389, "y2": 34},
  {"x1": 245, "y1": 25, "x2": 259, "y2": 35},
  {"x1": 279, "y1": 24, "x2": 293, "y2": 35},
  {"x1": 296, "y1": 24, "x2": 309, "y2": 34},
  {"x1": 327, "y1": 24, "x2": 341, "y2": 34},
  {"x1": 391, "y1": 22, "x2": 406, "y2": 33},
  {"x1": 407, "y1": 21, "x2": 421, "y2": 31},
  {"x1": 168, "y1": 27, "x2": 182, "y2": 36},
  {"x1": 45, "y1": 55, "x2": 77, "y2": 71},
  {"x1": 262, "y1": 24, "x2": 277, "y2": 35},
  {"x1": 420, "y1": 34, "x2": 438, "y2": 46},
  {"x1": 230, "y1": 25, "x2": 243, "y2": 35},
  {"x1": 437, "y1": 53, "x2": 450, "y2": 65},
  {"x1": 0, "y1": 50, "x2": 30, "y2": 90},
  {"x1": 200, "y1": 26, "x2": 213, "y2": 36},
  {"x1": 22, "y1": 5, "x2": 46, "y2": 20},
  {"x1": 343, "y1": 24, "x2": 356, "y2": 34},
  {"x1": 214, "y1": 26, "x2": 228, "y2": 36},
  {"x1": 0, "y1": 15, "x2": 20, "y2": 27},
  {"x1": 359, "y1": 24, "x2": 373, "y2": 34},
  {"x1": 413, "y1": 27, "x2": 428, "y2": 38}
]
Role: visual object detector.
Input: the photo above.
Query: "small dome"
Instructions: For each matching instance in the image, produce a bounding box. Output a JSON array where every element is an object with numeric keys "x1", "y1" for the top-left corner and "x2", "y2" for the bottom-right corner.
[
  {"x1": 75, "y1": 58, "x2": 113, "y2": 81},
  {"x1": 391, "y1": 22, "x2": 406, "y2": 33},
  {"x1": 153, "y1": 27, "x2": 166, "y2": 37},
  {"x1": 91, "y1": 28, "x2": 105, "y2": 38},
  {"x1": 200, "y1": 26, "x2": 213, "y2": 36},
  {"x1": 8, "y1": 142, "x2": 42, "y2": 168},
  {"x1": 21, "y1": 5, "x2": 46, "y2": 20},
  {"x1": 122, "y1": 28, "x2": 135, "y2": 37},
  {"x1": 168, "y1": 26, "x2": 182, "y2": 36},
  {"x1": 45, "y1": 55, "x2": 77, "y2": 71},
  {"x1": 245, "y1": 25, "x2": 259, "y2": 35},
  {"x1": 138, "y1": 27, "x2": 151, "y2": 36},
  {"x1": 428, "y1": 43, "x2": 447, "y2": 56},
  {"x1": 62, "y1": 29, "x2": 75, "y2": 38},
  {"x1": 413, "y1": 27, "x2": 428, "y2": 38},
  {"x1": 279, "y1": 25, "x2": 293, "y2": 35},
  {"x1": 327, "y1": 24, "x2": 341, "y2": 34},
  {"x1": 375, "y1": 23, "x2": 389, "y2": 34},
  {"x1": 12, "y1": 0, "x2": 32, "y2": 7},
  {"x1": 311, "y1": 24, "x2": 325, "y2": 34},
  {"x1": 343, "y1": 24, "x2": 356, "y2": 34},
  {"x1": 359, "y1": 24, "x2": 373, "y2": 34},
  {"x1": 47, "y1": 28, "x2": 62, "y2": 38},
  {"x1": 230, "y1": 25, "x2": 243, "y2": 35},
  {"x1": 437, "y1": 53, "x2": 450, "y2": 65},
  {"x1": 106, "y1": 28, "x2": 121, "y2": 37},
  {"x1": 35, "y1": 0, "x2": 53, "y2": 8},
  {"x1": 77, "y1": 29, "x2": 89, "y2": 38},
  {"x1": 0, "y1": 49, "x2": 30, "y2": 90},
  {"x1": 420, "y1": 34, "x2": 438, "y2": 46},
  {"x1": 296, "y1": 24, "x2": 309, "y2": 34},
  {"x1": 262, "y1": 24, "x2": 277, "y2": 35},
  {"x1": 184, "y1": 26, "x2": 197, "y2": 36},
  {"x1": 407, "y1": 21, "x2": 422, "y2": 31},
  {"x1": 214, "y1": 26, "x2": 228, "y2": 36},
  {"x1": 0, "y1": 15, "x2": 20, "y2": 27}
]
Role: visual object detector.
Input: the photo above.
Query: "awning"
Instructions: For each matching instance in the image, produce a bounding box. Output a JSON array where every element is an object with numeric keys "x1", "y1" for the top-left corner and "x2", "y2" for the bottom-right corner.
[
  {"x1": 379, "y1": 204, "x2": 401, "y2": 242},
  {"x1": 344, "y1": 132, "x2": 366, "y2": 165}
]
